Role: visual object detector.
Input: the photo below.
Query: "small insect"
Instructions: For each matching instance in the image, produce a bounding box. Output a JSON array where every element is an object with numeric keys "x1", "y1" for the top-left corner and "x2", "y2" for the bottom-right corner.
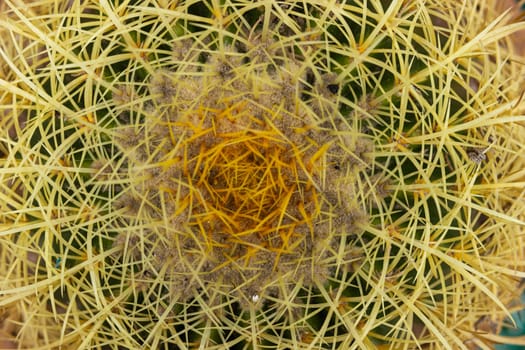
[
  {"x1": 467, "y1": 147, "x2": 490, "y2": 165},
  {"x1": 55, "y1": 257, "x2": 62, "y2": 268}
]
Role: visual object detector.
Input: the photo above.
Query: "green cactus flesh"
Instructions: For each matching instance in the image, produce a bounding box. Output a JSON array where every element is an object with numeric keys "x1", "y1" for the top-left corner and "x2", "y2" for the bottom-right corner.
[{"x1": 1, "y1": 0, "x2": 525, "y2": 349}]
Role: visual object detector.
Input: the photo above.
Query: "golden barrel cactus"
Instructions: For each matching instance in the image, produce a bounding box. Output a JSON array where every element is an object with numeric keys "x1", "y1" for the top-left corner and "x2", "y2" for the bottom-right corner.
[{"x1": 1, "y1": 0, "x2": 525, "y2": 349}]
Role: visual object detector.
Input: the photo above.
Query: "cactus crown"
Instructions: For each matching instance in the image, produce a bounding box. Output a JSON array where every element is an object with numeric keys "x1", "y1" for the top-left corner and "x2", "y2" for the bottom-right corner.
[
  {"x1": 1, "y1": 0, "x2": 525, "y2": 349},
  {"x1": 111, "y1": 21, "x2": 372, "y2": 305}
]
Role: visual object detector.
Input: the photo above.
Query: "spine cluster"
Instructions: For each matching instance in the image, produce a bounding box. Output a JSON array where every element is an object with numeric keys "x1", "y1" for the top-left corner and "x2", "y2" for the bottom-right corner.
[
  {"x1": 111, "y1": 32, "x2": 373, "y2": 306},
  {"x1": 0, "y1": 1, "x2": 524, "y2": 349}
]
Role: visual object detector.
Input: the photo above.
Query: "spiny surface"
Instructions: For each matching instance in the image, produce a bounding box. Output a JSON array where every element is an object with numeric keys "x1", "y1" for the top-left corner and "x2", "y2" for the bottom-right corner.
[
  {"x1": 0, "y1": 0, "x2": 524, "y2": 349},
  {"x1": 113, "y1": 42, "x2": 370, "y2": 301}
]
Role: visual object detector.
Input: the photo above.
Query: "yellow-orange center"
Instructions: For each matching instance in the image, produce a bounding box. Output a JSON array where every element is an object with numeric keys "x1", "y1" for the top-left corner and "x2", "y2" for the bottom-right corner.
[{"x1": 172, "y1": 102, "x2": 324, "y2": 263}]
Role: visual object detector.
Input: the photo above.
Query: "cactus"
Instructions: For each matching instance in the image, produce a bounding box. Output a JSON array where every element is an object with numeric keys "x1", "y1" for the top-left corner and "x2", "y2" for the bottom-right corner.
[{"x1": 1, "y1": 0, "x2": 525, "y2": 348}]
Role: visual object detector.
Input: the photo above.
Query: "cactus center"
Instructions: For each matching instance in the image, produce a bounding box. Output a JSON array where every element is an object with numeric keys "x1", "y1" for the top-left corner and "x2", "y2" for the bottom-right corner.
[
  {"x1": 113, "y1": 47, "x2": 368, "y2": 299},
  {"x1": 175, "y1": 101, "x2": 323, "y2": 261}
]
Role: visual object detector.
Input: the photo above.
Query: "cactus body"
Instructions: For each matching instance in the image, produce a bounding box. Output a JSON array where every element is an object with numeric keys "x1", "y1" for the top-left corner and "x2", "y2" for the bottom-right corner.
[{"x1": 1, "y1": 0, "x2": 525, "y2": 349}]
